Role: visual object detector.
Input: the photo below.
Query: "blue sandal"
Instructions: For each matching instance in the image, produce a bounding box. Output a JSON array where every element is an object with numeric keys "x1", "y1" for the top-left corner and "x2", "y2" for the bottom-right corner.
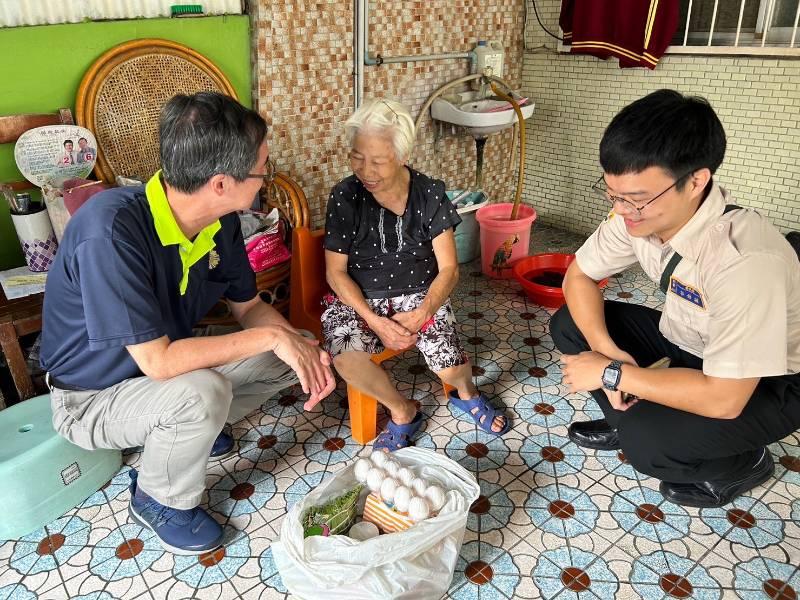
[
  {"x1": 373, "y1": 411, "x2": 425, "y2": 452},
  {"x1": 448, "y1": 390, "x2": 511, "y2": 435}
]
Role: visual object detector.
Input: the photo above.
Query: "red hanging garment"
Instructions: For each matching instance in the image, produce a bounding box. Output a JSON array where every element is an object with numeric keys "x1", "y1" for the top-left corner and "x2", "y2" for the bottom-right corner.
[{"x1": 559, "y1": 0, "x2": 679, "y2": 69}]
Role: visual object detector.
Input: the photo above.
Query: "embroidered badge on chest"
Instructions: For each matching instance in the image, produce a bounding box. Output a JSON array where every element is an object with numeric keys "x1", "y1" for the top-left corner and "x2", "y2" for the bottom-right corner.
[
  {"x1": 669, "y1": 277, "x2": 705, "y2": 309},
  {"x1": 208, "y1": 250, "x2": 220, "y2": 269}
]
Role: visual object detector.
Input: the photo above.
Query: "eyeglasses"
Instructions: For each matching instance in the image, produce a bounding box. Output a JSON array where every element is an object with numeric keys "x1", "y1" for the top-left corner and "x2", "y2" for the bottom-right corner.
[
  {"x1": 245, "y1": 158, "x2": 276, "y2": 186},
  {"x1": 591, "y1": 171, "x2": 694, "y2": 216}
]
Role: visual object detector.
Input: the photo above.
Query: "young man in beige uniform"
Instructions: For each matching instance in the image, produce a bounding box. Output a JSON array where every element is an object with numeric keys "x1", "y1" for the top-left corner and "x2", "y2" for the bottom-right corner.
[{"x1": 551, "y1": 89, "x2": 800, "y2": 508}]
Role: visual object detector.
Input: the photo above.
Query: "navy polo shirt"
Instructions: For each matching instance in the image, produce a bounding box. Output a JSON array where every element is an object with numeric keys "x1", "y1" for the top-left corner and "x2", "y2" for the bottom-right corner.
[
  {"x1": 40, "y1": 185, "x2": 257, "y2": 390},
  {"x1": 324, "y1": 169, "x2": 461, "y2": 298}
]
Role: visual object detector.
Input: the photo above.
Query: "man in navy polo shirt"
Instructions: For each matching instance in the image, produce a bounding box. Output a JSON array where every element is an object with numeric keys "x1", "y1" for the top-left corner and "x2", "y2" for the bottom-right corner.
[{"x1": 40, "y1": 92, "x2": 335, "y2": 554}]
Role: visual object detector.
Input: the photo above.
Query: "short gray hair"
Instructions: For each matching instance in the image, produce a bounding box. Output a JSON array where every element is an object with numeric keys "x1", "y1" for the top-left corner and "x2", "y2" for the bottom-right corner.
[
  {"x1": 159, "y1": 92, "x2": 267, "y2": 193},
  {"x1": 345, "y1": 98, "x2": 416, "y2": 161}
]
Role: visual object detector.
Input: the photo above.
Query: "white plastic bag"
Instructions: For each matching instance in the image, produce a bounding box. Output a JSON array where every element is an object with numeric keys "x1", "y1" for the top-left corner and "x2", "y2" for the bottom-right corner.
[{"x1": 272, "y1": 447, "x2": 479, "y2": 600}]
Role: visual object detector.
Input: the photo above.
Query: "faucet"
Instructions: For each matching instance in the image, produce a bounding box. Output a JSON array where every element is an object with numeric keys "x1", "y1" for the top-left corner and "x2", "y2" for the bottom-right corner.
[{"x1": 478, "y1": 73, "x2": 492, "y2": 99}]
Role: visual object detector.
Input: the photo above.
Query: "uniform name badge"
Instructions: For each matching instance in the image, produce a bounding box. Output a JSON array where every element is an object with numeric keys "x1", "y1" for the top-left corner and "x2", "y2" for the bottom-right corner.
[{"x1": 669, "y1": 277, "x2": 705, "y2": 309}]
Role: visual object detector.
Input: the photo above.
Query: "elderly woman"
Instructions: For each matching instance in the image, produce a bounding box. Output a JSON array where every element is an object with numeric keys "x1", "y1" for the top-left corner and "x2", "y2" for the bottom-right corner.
[{"x1": 322, "y1": 98, "x2": 511, "y2": 451}]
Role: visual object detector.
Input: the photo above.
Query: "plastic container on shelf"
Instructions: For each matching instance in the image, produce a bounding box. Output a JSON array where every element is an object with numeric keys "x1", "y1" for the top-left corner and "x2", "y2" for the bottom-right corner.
[
  {"x1": 447, "y1": 189, "x2": 488, "y2": 264},
  {"x1": 472, "y1": 40, "x2": 504, "y2": 80},
  {"x1": 475, "y1": 202, "x2": 537, "y2": 279}
]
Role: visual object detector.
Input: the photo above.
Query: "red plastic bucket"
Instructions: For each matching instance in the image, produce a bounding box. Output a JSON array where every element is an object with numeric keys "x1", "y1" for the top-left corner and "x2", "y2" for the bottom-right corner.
[{"x1": 475, "y1": 203, "x2": 537, "y2": 278}]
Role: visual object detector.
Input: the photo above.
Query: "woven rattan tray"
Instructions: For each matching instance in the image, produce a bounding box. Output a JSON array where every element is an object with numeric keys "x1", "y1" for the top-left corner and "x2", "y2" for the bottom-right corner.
[{"x1": 75, "y1": 38, "x2": 237, "y2": 183}]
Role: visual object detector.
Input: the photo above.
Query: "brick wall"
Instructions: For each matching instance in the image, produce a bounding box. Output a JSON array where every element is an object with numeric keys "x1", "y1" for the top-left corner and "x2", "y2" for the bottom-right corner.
[
  {"x1": 250, "y1": 0, "x2": 527, "y2": 228},
  {"x1": 522, "y1": 0, "x2": 800, "y2": 235}
]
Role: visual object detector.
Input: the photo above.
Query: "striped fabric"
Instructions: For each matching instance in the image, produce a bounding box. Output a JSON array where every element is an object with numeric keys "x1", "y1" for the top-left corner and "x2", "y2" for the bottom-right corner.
[
  {"x1": 362, "y1": 493, "x2": 414, "y2": 533},
  {"x1": 559, "y1": 0, "x2": 679, "y2": 69}
]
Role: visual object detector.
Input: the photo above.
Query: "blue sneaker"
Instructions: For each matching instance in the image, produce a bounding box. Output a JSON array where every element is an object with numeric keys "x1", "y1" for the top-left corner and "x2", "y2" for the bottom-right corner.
[
  {"x1": 127, "y1": 469, "x2": 224, "y2": 555},
  {"x1": 210, "y1": 431, "x2": 234, "y2": 459}
]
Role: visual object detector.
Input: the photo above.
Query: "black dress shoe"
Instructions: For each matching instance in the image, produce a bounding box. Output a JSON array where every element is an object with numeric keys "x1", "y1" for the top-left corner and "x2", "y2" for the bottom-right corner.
[
  {"x1": 659, "y1": 447, "x2": 775, "y2": 508},
  {"x1": 567, "y1": 419, "x2": 620, "y2": 450}
]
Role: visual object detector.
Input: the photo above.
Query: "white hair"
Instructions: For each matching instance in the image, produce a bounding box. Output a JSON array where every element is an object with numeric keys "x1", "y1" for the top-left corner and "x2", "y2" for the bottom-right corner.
[{"x1": 345, "y1": 98, "x2": 416, "y2": 161}]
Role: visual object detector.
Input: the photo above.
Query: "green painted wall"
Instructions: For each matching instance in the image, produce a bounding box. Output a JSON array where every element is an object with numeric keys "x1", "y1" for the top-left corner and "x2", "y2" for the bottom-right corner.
[{"x1": 0, "y1": 15, "x2": 252, "y2": 270}]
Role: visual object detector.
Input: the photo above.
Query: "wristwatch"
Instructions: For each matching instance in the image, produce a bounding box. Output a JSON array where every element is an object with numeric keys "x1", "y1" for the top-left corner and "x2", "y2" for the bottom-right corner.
[{"x1": 601, "y1": 360, "x2": 623, "y2": 391}]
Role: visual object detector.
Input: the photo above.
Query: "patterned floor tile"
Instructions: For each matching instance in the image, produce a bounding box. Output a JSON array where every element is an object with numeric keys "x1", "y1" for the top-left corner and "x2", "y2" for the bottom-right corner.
[{"x1": 4, "y1": 225, "x2": 799, "y2": 599}]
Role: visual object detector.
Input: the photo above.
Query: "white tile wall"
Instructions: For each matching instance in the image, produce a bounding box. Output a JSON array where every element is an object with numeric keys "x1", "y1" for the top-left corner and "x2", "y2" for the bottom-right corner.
[{"x1": 522, "y1": 0, "x2": 800, "y2": 235}]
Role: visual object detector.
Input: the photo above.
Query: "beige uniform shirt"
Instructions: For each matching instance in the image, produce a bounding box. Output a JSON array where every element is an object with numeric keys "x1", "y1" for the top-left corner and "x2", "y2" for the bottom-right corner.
[{"x1": 575, "y1": 183, "x2": 800, "y2": 379}]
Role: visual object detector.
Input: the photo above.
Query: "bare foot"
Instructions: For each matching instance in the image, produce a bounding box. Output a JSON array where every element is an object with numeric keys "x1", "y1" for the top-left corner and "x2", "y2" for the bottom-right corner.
[
  {"x1": 390, "y1": 402, "x2": 418, "y2": 426},
  {"x1": 378, "y1": 402, "x2": 418, "y2": 452},
  {"x1": 468, "y1": 407, "x2": 506, "y2": 433}
]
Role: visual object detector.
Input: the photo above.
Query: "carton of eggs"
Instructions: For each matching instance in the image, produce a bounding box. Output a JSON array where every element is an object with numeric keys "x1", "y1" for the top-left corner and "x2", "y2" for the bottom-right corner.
[{"x1": 349, "y1": 455, "x2": 455, "y2": 527}]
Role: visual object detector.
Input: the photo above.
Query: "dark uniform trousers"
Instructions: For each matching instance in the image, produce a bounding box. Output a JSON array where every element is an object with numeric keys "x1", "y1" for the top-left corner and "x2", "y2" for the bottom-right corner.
[{"x1": 550, "y1": 301, "x2": 800, "y2": 483}]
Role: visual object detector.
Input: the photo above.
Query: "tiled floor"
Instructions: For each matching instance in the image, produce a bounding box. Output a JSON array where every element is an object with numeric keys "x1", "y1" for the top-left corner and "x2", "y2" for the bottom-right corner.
[{"x1": 2, "y1": 225, "x2": 799, "y2": 599}]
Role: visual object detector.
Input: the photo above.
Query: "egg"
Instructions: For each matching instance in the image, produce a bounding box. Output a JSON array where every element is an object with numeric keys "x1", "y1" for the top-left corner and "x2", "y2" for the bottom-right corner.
[
  {"x1": 366, "y1": 467, "x2": 386, "y2": 493},
  {"x1": 397, "y1": 467, "x2": 415, "y2": 487},
  {"x1": 393, "y1": 485, "x2": 412, "y2": 513},
  {"x1": 424, "y1": 485, "x2": 446, "y2": 512},
  {"x1": 354, "y1": 458, "x2": 373, "y2": 483},
  {"x1": 410, "y1": 477, "x2": 428, "y2": 497},
  {"x1": 383, "y1": 458, "x2": 400, "y2": 478},
  {"x1": 370, "y1": 450, "x2": 388, "y2": 467},
  {"x1": 408, "y1": 496, "x2": 431, "y2": 522},
  {"x1": 380, "y1": 477, "x2": 397, "y2": 503}
]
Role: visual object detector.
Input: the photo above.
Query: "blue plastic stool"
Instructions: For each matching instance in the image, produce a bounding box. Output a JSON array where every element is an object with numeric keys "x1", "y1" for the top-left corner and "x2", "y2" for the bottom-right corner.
[{"x1": 0, "y1": 394, "x2": 121, "y2": 539}]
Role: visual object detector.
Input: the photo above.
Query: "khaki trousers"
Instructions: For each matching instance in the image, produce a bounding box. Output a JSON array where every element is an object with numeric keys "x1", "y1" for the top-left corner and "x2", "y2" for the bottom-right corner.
[{"x1": 50, "y1": 350, "x2": 297, "y2": 509}]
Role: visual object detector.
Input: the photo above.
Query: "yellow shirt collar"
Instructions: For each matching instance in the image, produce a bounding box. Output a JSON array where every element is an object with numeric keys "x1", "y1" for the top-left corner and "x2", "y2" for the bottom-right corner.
[{"x1": 145, "y1": 171, "x2": 221, "y2": 295}]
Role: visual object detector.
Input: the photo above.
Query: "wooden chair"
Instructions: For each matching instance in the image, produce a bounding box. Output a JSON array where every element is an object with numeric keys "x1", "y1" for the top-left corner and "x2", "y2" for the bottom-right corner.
[
  {"x1": 289, "y1": 227, "x2": 454, "y2": 444},
  {"x1": 0, "y1": 109, "x2": 75, "y2": 406}
]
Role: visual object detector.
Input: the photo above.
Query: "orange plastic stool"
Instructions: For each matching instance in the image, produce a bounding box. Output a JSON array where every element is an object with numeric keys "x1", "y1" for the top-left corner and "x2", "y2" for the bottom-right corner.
[{"x1": 347, "y1": 351, "x2": 456, "y2": 445}]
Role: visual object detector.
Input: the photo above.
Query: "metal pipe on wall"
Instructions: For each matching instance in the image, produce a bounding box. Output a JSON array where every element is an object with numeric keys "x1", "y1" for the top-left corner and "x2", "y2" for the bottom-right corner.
[
  {"x1": 354, "y1": 0, "x2": 366, "y2": 107},
  {"x1": 354, "y1": 0, "x2": 475, "y2": 109},
  {"x1": 366, "y1": 52, "x2": 473, "y2": 66}
]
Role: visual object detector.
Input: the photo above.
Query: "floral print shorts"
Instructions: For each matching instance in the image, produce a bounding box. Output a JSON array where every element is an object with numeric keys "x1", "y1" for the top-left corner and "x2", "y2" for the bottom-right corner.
[{"x1": 321, "y1": 291, "x2": 468, "y2": 372}]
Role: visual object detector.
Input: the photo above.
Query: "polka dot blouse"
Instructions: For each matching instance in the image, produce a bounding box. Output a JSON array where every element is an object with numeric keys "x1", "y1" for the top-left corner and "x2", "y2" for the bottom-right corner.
[{"x1": 324, "y1": 168, "x2": 462, "y2": 299}]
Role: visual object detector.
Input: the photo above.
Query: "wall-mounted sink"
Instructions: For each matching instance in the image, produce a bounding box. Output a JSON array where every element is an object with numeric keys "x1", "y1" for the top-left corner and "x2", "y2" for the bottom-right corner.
[{"x1": 431, "y1": 91, "x2": 535, "y2": 138}]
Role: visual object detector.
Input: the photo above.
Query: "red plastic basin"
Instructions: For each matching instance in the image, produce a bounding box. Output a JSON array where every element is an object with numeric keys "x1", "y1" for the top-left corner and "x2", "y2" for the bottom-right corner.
[{"x1": 512, "y1": 253, "x2": 608, "y2": 308}]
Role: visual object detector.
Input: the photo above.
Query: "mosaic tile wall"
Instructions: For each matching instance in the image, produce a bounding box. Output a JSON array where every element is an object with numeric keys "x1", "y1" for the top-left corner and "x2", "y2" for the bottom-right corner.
[
  {"x1": 521, "y1": 0, "x2": 800, "y2": 236},
  {"x1": 250, "y1": 0, "x2": 528, "y2": 228}
]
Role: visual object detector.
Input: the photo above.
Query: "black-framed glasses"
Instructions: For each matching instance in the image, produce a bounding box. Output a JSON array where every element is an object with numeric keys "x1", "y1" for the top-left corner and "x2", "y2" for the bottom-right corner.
[
  {"x1": 245, "y1": 158, "x2": 276, "y2": 186},
  {"x1": 591, "y1": 171, "x2": 694, "y2": 215}
]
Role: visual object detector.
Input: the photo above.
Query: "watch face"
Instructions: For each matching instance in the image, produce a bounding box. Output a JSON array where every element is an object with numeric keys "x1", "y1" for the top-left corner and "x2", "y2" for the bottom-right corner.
[{"x1": 603, "y1": 366, "x2": 618, "y2": 387}]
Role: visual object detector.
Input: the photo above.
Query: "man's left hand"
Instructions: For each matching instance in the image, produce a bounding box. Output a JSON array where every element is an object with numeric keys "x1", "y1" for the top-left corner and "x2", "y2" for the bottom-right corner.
[{"x1": 391, "y1": 308, "x2": 431, "y2": 335}]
